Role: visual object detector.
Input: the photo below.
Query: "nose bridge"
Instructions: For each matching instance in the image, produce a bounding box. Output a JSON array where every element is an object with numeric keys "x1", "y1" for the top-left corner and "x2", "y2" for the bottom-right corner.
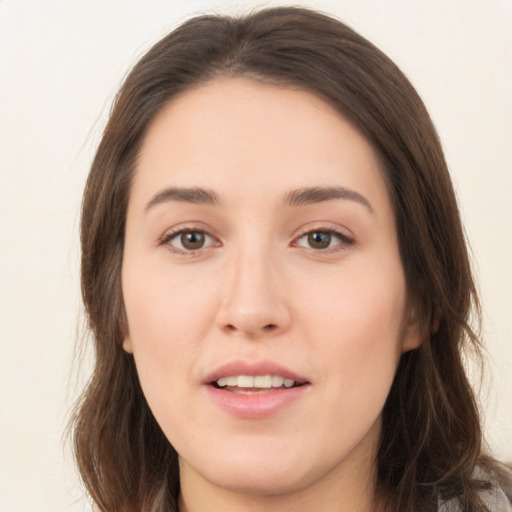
[{"x1": 218, "y1": 235, "x2": 290, "y2": 336}]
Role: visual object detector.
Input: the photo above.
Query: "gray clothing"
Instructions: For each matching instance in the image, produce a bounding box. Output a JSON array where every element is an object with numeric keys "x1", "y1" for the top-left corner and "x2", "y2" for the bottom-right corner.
[{"x1": 438, "y1": 477, "x2": 512, "y2": 511}]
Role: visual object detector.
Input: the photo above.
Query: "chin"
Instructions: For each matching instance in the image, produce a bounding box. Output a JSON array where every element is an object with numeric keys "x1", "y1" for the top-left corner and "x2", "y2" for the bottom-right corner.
[
  {"x1": 204, "y1": 464, "x2": 313, "y2": 496},
  {"x1": 179, "y1": 441, "x2": 338, "y2": 499}
]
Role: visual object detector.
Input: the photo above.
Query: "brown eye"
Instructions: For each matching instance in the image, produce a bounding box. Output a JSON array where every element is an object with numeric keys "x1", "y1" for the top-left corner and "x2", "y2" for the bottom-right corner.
[
  {"x1": 307, "y1": 231, "x2": 332, "y2": 249},
  {"x1": 181, "y1": 231, "x2": 206, "y2": 250},
  {"x1": 164, "y1": 229, "x2": 217, "y2": 253},
  {"x1": 294, "y1": 229, "x2": 353, "y2": 252}
]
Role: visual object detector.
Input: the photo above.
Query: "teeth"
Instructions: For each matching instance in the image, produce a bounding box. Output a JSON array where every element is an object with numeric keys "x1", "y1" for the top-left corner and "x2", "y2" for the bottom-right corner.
[
  {"x1": 238, "y1": 375, "x2": 254, "y2": 388},
  {"x1": 216, "y1": 375, "x2": 298, "y2": 389},
  {"x1": 224, "y1": 376, "x2": 238, "y2": 386},
  {"x1": 254, "y1": 375, "x2": 272, "y2": 388},
  {"x1": 271, "y1": 376, "x2": 284, "y2": 387},
  {"x1": 283, "y1": 378, "x2": 295, "y2": 388}
]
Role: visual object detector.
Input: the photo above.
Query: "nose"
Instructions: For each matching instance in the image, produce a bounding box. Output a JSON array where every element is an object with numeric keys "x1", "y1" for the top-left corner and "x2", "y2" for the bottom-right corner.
[{"x1": 216, "y1": 245, "x2": 291, "y2": 338}]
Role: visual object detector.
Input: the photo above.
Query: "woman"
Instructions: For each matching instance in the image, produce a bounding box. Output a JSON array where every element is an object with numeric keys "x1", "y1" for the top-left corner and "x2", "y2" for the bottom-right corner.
[{"x1": 72, "y1": 6, "x2": 512, "y2": 511}]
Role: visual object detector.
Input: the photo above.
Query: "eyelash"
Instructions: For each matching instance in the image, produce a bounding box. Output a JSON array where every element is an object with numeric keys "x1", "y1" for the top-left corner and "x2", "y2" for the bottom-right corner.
[
  {"x1": 293, "y1": 228, "x2": 354, "y2": 253},
  {"x1": 159, "y1": 226, "x2": 354, "y2": 255},
  {"x1": 159, "y1": 227, "x2": 219, "y2": 256}
]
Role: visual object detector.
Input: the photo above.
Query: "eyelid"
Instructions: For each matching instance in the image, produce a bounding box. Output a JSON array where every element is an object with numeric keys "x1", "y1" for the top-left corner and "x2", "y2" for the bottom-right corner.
[
  {"x1": 157, "y1": 222, "x2": 354, "y2": 255},
  {"x1": 159, "y1": 223, "x2": 221, "y2": 255},
  {"x1": 291, "y1": 223, "x2": 355, "y2": 252}
]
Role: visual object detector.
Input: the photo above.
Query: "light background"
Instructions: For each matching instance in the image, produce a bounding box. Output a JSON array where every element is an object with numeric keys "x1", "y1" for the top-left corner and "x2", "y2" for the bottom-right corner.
[{"x1": 0, "y1": 1, "x2": 510, "y2": 510}]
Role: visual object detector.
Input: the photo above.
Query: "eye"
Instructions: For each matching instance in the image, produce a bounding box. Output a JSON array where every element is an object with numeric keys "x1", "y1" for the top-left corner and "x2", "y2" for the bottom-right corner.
[
  {"x1": 162, "y1": 229, "x2": 217, "y2": 253},
  {"x1": 294, "y1": 229, "x2": 353, "y2": 251}
]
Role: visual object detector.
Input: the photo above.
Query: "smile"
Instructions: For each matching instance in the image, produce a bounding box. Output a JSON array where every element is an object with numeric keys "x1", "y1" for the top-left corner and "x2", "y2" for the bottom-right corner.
[
  {"x1": 214, "y1": 375, "x2": 299, "y2": 390},
  {"x1": 205, "y1": 363, "x2": 311, "y2": 418}
]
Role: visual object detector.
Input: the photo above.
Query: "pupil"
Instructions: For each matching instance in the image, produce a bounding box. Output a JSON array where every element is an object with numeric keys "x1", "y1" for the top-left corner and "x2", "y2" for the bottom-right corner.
[
  {"x1": 181, "y1": 231, "x2": 205, "y2": 250},
  {"x1": 308, "y1": 231, "x2": 331, "y2": 249}
]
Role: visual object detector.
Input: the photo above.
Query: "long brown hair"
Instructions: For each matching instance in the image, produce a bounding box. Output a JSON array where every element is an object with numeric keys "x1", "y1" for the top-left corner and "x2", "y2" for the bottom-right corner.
[{"x1": 72, "y1": 7, "x2": 509, "y2": 511}]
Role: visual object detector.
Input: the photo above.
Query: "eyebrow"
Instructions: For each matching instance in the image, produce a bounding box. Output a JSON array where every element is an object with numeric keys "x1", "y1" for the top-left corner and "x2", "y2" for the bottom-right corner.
[
  {"x1": 283, "y1": 186, "x2": 374, "y2": 213},
  {"x1": 145, "y1": 186, "x2": 220, "y2": 211},
  {"x1": 144, "y1": 185, "x2": 373, "y2": 213}
]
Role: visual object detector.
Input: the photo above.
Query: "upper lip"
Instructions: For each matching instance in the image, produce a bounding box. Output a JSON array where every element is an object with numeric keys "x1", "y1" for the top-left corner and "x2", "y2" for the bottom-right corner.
[{"x1": 203, "y1": 359, "x2": 309, "y2": 385}]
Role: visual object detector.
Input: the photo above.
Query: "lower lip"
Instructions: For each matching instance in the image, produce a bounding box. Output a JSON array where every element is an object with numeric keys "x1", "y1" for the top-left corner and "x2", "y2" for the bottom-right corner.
[{"x1": 205, "y1": 385, "x2": 310, "y2": 419}]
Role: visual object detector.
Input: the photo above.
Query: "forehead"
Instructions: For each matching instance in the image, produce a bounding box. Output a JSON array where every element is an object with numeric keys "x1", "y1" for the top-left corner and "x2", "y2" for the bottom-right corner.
[{"x1": 132, "y1": 77, "x2": 390, "y2": 214}]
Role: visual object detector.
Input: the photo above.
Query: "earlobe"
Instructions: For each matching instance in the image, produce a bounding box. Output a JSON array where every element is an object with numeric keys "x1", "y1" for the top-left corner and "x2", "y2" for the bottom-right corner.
[
  {"x1": 401, "y1": 307, "x2": 421, "y2": 353},
  {"x1": 402, "y1": 330, "x2": 421, "y2": 353},
  {"x1": 122, "y1": 336, "x2": 134, "y2": 353}
]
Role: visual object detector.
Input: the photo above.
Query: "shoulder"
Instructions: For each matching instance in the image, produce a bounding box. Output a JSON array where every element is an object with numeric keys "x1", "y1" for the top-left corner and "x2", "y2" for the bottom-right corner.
[
  {"x1": 439, "y1": 486, "x2": 512, "y2": 511},
  {"x1": 438, "y1": 467, "x2": 512, "y2": 512},
  {"x1": 478, "y1": 485, "x2": 512, "y2": 511}
]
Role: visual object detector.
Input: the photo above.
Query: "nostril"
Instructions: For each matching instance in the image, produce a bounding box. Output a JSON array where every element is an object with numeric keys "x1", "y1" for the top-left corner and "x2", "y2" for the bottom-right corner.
[{"x1": 221, "y1": 322, "x2": 281, "y2": 335}]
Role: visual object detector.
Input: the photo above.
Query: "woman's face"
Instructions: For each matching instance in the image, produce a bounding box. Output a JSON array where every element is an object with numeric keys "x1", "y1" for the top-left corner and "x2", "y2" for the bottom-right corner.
[{"x1": 122, "y1": 78, "x2": 419, "y2": 500}]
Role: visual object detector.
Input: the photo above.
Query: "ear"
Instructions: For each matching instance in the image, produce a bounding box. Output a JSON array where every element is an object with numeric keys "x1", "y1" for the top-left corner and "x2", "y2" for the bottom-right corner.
[
  {"x1": 401, "y1": 306, "x2": 421, "y2": 353},
  {"x1": 432, "y1": 315, "x2": 440, "y2": 334},
  {"x1": 122, "y1": 335, "x2": 134, "y2": 353}
]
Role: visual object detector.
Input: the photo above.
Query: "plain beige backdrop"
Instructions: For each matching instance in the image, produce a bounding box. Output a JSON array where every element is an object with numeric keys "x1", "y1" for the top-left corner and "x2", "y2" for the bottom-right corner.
[{"x1": 0, "y1": 1, "x2": 510, "y2": 510}]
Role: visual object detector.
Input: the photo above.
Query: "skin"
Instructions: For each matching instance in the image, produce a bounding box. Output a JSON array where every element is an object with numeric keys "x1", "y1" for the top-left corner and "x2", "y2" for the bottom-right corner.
[{"x1": 122, "y1": 77, "x2": 420, "y2": 512}]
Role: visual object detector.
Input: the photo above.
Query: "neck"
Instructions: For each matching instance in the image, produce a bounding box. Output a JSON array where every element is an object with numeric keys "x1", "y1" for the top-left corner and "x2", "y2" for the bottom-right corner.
[{"x1": 179, "y1": 475, "x2": 382, "y2": 512}]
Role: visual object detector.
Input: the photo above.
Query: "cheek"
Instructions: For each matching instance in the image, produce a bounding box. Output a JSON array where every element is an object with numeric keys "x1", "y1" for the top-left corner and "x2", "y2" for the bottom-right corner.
[
  {"x1": 309, "y1": 297, "x2": 403, "y2": 452},
  {"x1": 123, "y1": 262, "x2": 218, "y2": 349},
  {"x1": 297, "y1": 259, "x2": 407, "y2": 348},
  {"x1": 296, "y1": 261, "x2": 406, "y2": 404},
  {"x1": 121, "y1": 265, "x2": 218, "y2": 411}
]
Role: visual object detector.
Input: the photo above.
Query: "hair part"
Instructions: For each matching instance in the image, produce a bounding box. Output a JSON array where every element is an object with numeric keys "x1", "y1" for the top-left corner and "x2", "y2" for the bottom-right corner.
[{"x1": 72, "y1": 7, "x2": 509, "y2": 511}]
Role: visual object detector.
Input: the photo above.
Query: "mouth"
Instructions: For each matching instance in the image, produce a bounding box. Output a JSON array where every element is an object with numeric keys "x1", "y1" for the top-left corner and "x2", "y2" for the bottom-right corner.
[
  {"x1": 204, "y1": 361, "x2": 311, "y2": 418},
  {"x1": 210, "y1": 374, "x2": 307, "y2": 394}
]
